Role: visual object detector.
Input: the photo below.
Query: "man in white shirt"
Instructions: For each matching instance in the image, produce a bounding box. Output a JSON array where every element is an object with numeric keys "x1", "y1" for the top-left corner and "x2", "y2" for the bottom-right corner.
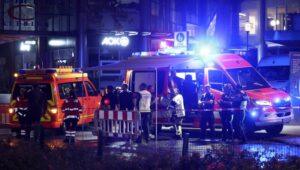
[
  {"x1": 169, "y1": 88, "x2": 185, "y2": 139},
  {"x1": 137, "y1": 83, "x2": 152, "y2": 143}
]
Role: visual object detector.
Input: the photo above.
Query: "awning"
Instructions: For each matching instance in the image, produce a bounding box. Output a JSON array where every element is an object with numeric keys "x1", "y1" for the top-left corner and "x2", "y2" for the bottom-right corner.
[
  {"x1": 83, "y1": 55, "x2": 200, "y2": 71},
  {"x1": 258, "y1": 55, "x2": 290, "y2": 67}
]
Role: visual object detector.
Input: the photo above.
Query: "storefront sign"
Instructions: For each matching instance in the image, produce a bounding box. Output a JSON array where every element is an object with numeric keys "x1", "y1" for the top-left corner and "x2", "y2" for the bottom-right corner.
[{"x1": 101, "y1": 36, "x2": 129, "y2": 47}]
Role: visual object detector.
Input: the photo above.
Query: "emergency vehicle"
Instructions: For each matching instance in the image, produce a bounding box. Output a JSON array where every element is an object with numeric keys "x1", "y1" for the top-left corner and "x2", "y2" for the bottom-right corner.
[
  {"x1": 92, "y1": 52, "x2": 293, "y2": 136},
  {"x1": 9, "y1": 66, "x2": 101, "y2": 130}
]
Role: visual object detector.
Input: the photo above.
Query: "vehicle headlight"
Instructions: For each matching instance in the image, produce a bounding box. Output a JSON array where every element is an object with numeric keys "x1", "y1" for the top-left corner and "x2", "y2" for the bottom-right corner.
[
  {"x1": 254, "y1": 100, "x2": 272, "y2": 106},
  {"x1": 284, "y1": 96, "x2": 291, "y2": 101}
]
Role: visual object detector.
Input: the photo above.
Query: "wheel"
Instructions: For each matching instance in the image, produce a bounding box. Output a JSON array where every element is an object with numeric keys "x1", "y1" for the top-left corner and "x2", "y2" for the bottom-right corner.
[{"x1": 265, "y1": 124, "x2": 283, "y2": 136}]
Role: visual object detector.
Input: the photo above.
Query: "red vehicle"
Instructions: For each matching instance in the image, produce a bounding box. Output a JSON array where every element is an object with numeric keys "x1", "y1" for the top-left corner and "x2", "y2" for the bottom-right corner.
[
  {"x1": 92, "y1": 53, "x2": 293, "y2": 135},
  {"x1": 9, "y1": 67, "x2": 101, "y2": 130}
]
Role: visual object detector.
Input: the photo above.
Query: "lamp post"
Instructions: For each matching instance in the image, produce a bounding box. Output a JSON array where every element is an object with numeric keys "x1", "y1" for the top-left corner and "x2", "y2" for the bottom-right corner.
[{"x1": 245, "y1": 22, "x2": 251, "y2": 53}]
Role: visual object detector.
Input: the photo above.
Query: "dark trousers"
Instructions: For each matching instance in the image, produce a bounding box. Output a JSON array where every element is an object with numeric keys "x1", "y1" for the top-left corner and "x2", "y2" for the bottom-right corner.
[
  {"x1": 65, "y1": 118, "x2": 78, "y2": 131},
  {"x1": 141, "y1": 112, "x2": 150, "y2": 143},
  {"x1": 220, "y1": 111, "x2": 233, "y2": 140},
  {"x1": 232, "y1": 110, "x2": 247, "y2": 142},
  {"x1": 200, "y1": 111, "x2": 215, "y2": 139},
  {"x1": 64, "y1": 118, "x2": 78, "y2": 143}
]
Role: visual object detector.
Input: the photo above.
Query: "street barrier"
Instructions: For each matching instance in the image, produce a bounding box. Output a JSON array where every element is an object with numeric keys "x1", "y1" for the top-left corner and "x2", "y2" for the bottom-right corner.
[
  {"x1": 0, "y1": 105, "x2": 9, "y2": 125},
  {"x1": 93, "y1": 110, "x2": 141, "y2": 140}
]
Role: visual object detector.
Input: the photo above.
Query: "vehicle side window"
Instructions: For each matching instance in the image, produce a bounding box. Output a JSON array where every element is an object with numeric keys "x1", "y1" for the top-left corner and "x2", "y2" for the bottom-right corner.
[
  {"x1": 58, "y1": 82, "x2": 86, "y2": 99},
  {"x1": 208, "y1": 70, "x2": 230, "y2": 91},
  {"x1": 84, "y1": 81, "x2": 98, "y2": 96}
]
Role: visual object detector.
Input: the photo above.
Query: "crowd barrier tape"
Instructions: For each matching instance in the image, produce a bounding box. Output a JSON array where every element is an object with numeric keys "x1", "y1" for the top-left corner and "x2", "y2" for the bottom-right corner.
[{"x1": 93, "y1": 110, "x2": 141, "y2": 140}]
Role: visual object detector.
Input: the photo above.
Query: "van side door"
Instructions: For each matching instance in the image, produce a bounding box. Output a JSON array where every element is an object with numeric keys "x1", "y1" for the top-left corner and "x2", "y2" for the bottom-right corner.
[{"x1": 84, "y1": 81, "x2": 100, "y2": 116}]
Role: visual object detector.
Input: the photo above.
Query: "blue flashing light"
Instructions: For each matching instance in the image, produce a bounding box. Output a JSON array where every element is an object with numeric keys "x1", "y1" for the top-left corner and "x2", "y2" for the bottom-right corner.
[
  {"x1": 199, "y1": 46, "x2": 212, "y2": 56},
  {"x1": 250, "y1": 111, "x2": 257, "y2": 117},
  {"x1": 274, "y1": 98, "x2": 281, "y2": 103}
]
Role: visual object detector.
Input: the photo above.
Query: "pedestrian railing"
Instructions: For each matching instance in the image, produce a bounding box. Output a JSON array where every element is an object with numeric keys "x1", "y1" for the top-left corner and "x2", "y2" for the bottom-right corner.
[
  {"x1": 93, "y1": 110, "x2": 141, "y2": 140},
  {"x1": 0, "y1": 105, "x2": 9, "y2": 125}
]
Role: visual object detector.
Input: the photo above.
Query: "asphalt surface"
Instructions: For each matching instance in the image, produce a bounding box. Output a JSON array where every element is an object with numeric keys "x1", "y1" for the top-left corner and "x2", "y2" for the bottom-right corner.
[{"x1": 1, "y1": 124, "x2": 300, "y2": 160}]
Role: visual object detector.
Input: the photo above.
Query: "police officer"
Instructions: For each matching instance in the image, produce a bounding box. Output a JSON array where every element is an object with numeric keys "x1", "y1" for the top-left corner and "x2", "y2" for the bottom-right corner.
[
  {"x1": 219, "y1": 84, "x2": 234, "y2": 142},
  {"x1": 62, "y1": 89, "x2": 83, "y2": 143},
  {"x1": 169, "y1": 88, "x2": 185, "y2": 139},
  {"x1": 232, "y1": 84, "x2": 248, "y2": 143},
  {"x1": 15, "y1": 88, "x2": 29, "y2": 138},
  {"x1": 199, "y1": 84, "x2": 215, "y2": 140}
]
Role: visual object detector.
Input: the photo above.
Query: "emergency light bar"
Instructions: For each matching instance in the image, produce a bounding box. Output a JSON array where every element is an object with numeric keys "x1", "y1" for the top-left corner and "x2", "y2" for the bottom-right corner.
[{"x1": 18, "y1": 66, "x2": 82, "y2": 75}]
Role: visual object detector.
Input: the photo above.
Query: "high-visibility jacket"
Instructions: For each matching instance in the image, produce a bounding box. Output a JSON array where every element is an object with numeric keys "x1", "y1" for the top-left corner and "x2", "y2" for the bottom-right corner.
[
  {"x1": 15, "y1": 97, "x2": 29, "y2": 117},
  {"x1": 62, "y1": 98, "x2": 82, "y2": 120}
]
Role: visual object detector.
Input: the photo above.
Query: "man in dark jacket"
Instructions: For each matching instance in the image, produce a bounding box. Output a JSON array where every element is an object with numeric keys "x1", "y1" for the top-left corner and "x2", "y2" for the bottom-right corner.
[
  {"x1": 219, "y1": 84, "x2": 234, "y2": 142},
  {"x1": 118, "y1": 83, "x2": 134, "y2": 111},
  {"x1": 232, "y1": 84, "x2": 248, "y2": 143},
  {"x1": 199, "y1": 84, "x2": 215, "y2": 140},
  {"x1": 101, "y1": 85, "x2": 118, "y2": 110},
  {"x1": 26, "y1": 84, "x2": 47, "y2": 146}
]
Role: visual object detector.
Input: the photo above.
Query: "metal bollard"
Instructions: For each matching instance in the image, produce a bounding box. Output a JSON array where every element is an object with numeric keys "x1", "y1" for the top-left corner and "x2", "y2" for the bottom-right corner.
[
  {"x1": 97, "y1": 130, "x2": 104, "y2": 159},
  {"x1": 182, "y1": 132, "x2": 190, "y2": 157}
]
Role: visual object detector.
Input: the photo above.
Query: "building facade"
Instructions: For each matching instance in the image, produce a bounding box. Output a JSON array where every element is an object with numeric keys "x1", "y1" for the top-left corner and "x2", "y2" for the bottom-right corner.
[{"x1": 1, "y1": 0, "x2": 300, "y2": 92}]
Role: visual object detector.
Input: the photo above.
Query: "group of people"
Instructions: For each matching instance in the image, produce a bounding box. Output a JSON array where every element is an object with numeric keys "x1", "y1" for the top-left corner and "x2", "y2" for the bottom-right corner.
[
  {"x1": 200, "y1": 84, "x2": 248, "y2": 143},
  {"x1": 15, "y1": 84, "x2": 47, "y2": 147},
  {"x1": 16, "y1": 85, "x2": 83, "y2": 145},
  {"x1": 170, "y1": 72, "x2": 248, "y2": 143},
  {"x1": 100, "y1": 83, "x2": 156, "y2": 143}
]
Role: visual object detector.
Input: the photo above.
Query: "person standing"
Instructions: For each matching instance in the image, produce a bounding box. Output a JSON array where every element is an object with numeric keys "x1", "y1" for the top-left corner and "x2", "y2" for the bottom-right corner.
[
  {"x1": 219, "y1": 84, "x2": 234, "y2": 142},
  {"x1": 15, "y1": 88, "x2": 29, "y2": 138},
  {"x1": 182, "y1": 74, "x2": 198, "y2": 113},
  {"x1": 232, "y1": 84, "x2": 248, "y2": 144},
  {"x1": 62, "y1": 89, "x2": 82, "y2": 143},
  {"x1": 101, "y1": 85, "x2": 118, "y2": 110},
  {"x1": 118, "y1": 83, "x2": 134, "y2": 111},
  {"x1": 137, "y1": 83, "x2": 152, "y2": 143},
  {"x1": 199, "y1": 84, "x2": 215, "y2": 140},
  {"x1": 26, "y1": 84, "x2": 47, "y2": 147},
  {"x1": 169, "y1": 88, "x2": 185, "y2": 139}
]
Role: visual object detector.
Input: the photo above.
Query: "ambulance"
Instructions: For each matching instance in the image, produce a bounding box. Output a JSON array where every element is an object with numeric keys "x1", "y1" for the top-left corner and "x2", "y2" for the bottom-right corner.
[
  {"x1": 8, "y1": 66, "x2": 101, "y2": 130},
  {"x1": 96, "y1": 52, "x2": 293, "y2": 135}
]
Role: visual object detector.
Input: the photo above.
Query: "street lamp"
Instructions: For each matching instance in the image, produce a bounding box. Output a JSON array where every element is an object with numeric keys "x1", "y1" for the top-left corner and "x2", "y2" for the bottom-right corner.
[{"x1": 245, "y1": 22, "x2": 251, "y2": 52}]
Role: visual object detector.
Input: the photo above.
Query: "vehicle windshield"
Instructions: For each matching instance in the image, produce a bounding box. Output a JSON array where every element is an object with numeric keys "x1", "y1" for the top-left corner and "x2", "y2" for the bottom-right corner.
[
  {"x1": 257, "y1": 66, "x2": 289, "y2": 81},
  {"x1": 226, "y1": 67, "x2": 270, "y2": 90},
  {"x1": 12, "y1": 83, "x2": 52, "y2": 100}
]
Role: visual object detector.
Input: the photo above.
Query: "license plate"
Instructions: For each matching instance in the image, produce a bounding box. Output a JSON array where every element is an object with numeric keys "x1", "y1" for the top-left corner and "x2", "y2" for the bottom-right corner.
[{"x1": 282, "y1": 117, "x2": 291, "y2": 123}]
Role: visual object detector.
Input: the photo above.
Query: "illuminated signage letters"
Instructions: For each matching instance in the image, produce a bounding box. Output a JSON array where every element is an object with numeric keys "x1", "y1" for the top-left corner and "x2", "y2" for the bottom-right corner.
[{"x1": 101, "y1": 36, "x2": 129, "y2": 47}]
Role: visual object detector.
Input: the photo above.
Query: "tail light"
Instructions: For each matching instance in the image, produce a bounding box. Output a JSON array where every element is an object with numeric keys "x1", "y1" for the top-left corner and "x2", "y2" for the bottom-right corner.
[
  {"x1": 8, "y1": 108, "x2": 14, "y2": 114},
  {"x1": 50, "y1": 108, "x2": 58, "y2": 114}
]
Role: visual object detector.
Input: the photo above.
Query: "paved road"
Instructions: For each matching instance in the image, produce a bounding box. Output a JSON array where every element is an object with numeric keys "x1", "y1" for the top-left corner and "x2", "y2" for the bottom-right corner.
[{"x1": 1, "y1": 125, "x2": 300, "y2": 160}]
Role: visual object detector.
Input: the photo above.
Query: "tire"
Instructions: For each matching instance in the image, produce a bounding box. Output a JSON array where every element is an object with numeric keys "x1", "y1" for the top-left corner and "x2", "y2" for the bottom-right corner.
[{"x1": 265, "y1": 124, "x2": 283, "y2": 136}]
